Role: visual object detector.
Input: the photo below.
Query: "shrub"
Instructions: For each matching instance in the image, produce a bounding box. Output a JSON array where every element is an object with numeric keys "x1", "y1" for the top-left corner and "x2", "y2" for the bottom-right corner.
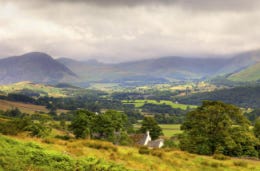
[
  {"x1": 55, "y1": 135, "x2": 71, "y2": 140},
  {"x1": 233, "y1": 161, "x2": 248, "y2": 167},
  {"x1": 213, "y1": 154, "x2": 230, "y2": 160},
  {"x1": 85, "y1": 141, "x2": 118, "y2": 152},
  {"x1": 138, "y1": 146, "x2": 150, "y2": 155},
  {"x1": 151, "y1": 149, "x2": 164, "y2": 158},
  {"x1": 163, "y1": 139, "x2": 178, "y2": 149}
]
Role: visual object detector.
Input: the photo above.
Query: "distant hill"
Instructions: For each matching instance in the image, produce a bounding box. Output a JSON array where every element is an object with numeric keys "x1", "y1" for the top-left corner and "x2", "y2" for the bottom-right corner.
[
  {"x1": 2, "y1": 50, "x2": 260, "y2": 85},
  {"x1": 228, "y1": 62, "x2": 260, "y2": 82},
  {"x1": 59, "y1": 50, "x2": 260, "y2": 84},
  {"x1": 0, "y1": 52, "x2": 77, "y2": 84},
  {"x1": 177, "y1": 85, "x2": 260, "y2": 108}
]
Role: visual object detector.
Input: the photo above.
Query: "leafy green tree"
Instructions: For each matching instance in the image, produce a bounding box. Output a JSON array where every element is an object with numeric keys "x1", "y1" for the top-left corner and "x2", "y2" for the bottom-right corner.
[
  {"x1": 180, "y1": 101, "x2": 258, "y2": 156},
  {"x1": 69, "y1": 110, "x2": 96, "y2": 139},
  {"x1": 93, "y1": 110, "x2": 131, "y2": 143},
  {"x1": 139, "y1": 116, "x2": 163, "y2": 140},
  {"x1": 246, "y1": 109, "x2": 260, "y2": 123},
  {"x1": 25, "y1": 123, "x2": 51, "y2": 138},
  {"x1": 254, "y1": 118, "x2": 260, "y2": 139},
  {"x1": 4, "y1": 108, "x2": 24, "y2": 118}
]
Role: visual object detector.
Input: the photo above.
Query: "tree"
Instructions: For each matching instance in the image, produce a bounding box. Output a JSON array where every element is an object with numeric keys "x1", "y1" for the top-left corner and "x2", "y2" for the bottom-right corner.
[
  {"x1": 93, "y1": 110, "x2": 131, "y2": 143},
  {"x1": 254, "y1": 118, "x2": 260, "y2": 138},
  {"x1": 69, "y1": 110, "x2": 95, "y2": 139},
  {"x1": 180, "y1": 101, "x2": 258, "y2": 157},
  {"x1": 139, "y1": 116, "x2": 163, "y2": 140}
]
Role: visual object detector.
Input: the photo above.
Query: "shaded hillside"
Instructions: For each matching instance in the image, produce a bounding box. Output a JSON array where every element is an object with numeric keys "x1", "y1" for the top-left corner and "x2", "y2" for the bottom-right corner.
[
  {"x1": 177, "y1": 86, "x2": 260, "y2": 108},
  {"x1": 0, "y1": 52, "x2": 77, "y2": 84},
  {"x1": 57, "y1": 58, "x2": 130, "y2": 82},
  {"x1": 59, "y1": 50, "x2": 260, "y2": 83}
]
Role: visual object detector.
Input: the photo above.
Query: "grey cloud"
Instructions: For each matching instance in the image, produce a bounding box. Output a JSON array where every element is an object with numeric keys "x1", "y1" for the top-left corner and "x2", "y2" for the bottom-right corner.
[
  {"x1": 6, "y1": 0, "x2": 260, "y2": 11},
  {"x1": 0, "y1": 0, "x2": 260, "y2": 62}
]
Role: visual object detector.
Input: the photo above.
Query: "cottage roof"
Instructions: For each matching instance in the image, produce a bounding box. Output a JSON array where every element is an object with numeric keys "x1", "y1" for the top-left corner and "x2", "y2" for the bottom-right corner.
[{"x1": 148, "y1": 139, "x2": 164, "y2": 148}]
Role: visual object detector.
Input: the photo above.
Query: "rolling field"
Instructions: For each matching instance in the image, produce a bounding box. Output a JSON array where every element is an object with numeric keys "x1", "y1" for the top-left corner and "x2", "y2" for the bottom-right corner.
[
  {"x1": 159, "y1": 124, "x2": 183, "y2": 137},
  {"x1": 0, "y1": 81, "x2": 67, "y2": 97},
  {"x1": 122, "y1": 100, "x2": 197, "y2": 110},
  {"x1": 0, "y1": 99, "x2": 68, "y2": 114}
]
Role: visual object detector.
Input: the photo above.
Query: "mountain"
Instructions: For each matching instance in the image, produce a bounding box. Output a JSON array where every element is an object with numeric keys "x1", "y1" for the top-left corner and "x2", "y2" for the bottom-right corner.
[
  {"x1": 224, "y1": 50, "x2": 260, "y2": 82},
  {"x1": 228, "y1": 62, "x2": 260, "y2": 82},
  {"x1": 59, "y1": 50, "x2": 260, "y2": 84},
  {"x1": 0, "y1": 52, "x2": 77, "y2": 84},
  {"x1": 3, "y1": 50, "x2": 259, "y2": 86}
]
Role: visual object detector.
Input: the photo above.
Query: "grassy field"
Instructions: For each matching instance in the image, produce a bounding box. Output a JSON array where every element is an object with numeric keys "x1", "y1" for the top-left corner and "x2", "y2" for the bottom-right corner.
[
  {"x1": 0, "y1": 81, "x2": 67, "y2": 97},
  {"x1": 122, "y1": 100, "x2": 197, "y2": 110},
  {"x1": 159, "y1": 124, "x2": 183, "y2": 137},
  {"x1": 0, "y1": 99, "x2": 68, "y2": 114},
  {"x1": 1, "y1": 134, "x2": 260, "y2": 171},
  {"x1": 134, "y1": 124, "x2": 182, "y2": 138}
]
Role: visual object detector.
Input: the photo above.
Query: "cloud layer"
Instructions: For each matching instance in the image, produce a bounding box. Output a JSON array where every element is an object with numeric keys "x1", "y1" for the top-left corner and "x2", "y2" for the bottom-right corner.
[{"x1": 0, "y1": 0, "x2": 260, "y2": 62}]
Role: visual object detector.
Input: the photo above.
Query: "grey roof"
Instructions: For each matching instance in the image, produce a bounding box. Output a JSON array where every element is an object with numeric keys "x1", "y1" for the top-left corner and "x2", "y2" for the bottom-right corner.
[{"x1": 148, "y1": 139, "x2": 164, "y2": 148}]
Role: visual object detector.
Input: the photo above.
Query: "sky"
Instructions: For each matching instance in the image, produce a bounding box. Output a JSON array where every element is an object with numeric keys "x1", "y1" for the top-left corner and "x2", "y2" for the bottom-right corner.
[{"x1": 0, "y1": 0, "x2": 260, "y2": 62}]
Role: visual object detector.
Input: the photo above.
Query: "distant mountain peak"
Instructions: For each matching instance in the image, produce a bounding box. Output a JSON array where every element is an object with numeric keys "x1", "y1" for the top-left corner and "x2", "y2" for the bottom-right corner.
[{"x1": 0, "y1": 52, "x2": 78, "y2": 84}]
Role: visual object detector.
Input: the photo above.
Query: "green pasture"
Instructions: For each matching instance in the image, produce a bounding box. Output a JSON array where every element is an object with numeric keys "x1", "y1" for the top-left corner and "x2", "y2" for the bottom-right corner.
[
  {"x1": 134, "y1": 124, "x2": 182, "y2": 138},
  {"x1": 122, "y1": 99, "x2": 197, "y2": 110}
]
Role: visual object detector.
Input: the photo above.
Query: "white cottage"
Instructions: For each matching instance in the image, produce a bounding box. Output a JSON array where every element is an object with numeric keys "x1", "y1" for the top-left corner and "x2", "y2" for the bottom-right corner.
[{"x1": 131, "y1": 131, "x2": 164, "y2": 148}]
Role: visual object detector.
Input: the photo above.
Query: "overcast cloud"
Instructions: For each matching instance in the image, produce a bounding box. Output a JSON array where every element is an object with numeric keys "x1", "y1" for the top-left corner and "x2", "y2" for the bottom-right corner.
[{"x1": 0, "y1": 0, "x2": 260, "y2": 62}]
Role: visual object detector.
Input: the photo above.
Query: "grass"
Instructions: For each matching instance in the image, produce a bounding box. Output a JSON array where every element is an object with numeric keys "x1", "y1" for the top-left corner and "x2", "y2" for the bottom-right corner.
[
  {"x1": 0, "y1": 99, "x2": 68, "y2": 114},
  {"x1": 0, "y1": 81, "x2": 68, "y2": 97},
  {"x1": 229, "y1": 62, "x2": 260, "y2": 82},
  {"x1": 0, "y1": 134, "x2": 128, "y2": 171},
  {"x1": 159, "y1": 124, "x2": 183, "y2": 137},
  {"x1": 1, "y1": 134, "x2": 260, "y2": 171},
  {"x1": 122, "y1": 100, "x2": 197, "y2": 110},
  {"x1": 134, "y1": 124, "x2": 182, "y2": 138}
]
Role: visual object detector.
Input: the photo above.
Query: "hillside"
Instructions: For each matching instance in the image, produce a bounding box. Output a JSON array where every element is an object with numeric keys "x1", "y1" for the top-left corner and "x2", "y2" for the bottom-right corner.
[
  {"x1": 177, "y1": 86, "x2": 260, "y2": 108},
  {"x1": 1, "y1": 134, "x2": 260, "y2": 171},
  {"x1": 228, "y1": 62, "x2": 260, "y2": 82},
  {"x1": 1, "y1": 50, "x2": 260, "y2": 86},
  {"x1": 0, "y1": 99, "x2": 68, "y2": 114},
  {"x1": 0, "y1": 81, "x2": 69, "y2": 97},
  {"x1": 59, "y1": 50, "x2": 260, "y2": 84},
  {"x1": 0, "y1": 52, "x2": 77, "y2": 84}
]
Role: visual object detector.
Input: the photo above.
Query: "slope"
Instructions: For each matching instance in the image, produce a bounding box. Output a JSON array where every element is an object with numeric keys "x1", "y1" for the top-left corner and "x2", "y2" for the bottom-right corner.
[
  {"x1": 60, "y1": 50, "x2": 260, "y2": 83},
  {"x1": 1, "y1": 134, "x2": 260, "y2": 171},
  {"x1": 0, "y1": 99, "x2": 68, "y2": 114},
  {"x1": 228, "y1": 62, "x2": 260, "y2": 82},
  {"x1": 0, "y1": 52, "x2": 77, "y2": 84}
]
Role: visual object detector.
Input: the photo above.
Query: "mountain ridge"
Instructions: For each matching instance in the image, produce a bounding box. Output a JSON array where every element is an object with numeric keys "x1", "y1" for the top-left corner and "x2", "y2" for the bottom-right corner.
[{"x1": 0, "y1": 52, "x2": 77, "y2": 84}]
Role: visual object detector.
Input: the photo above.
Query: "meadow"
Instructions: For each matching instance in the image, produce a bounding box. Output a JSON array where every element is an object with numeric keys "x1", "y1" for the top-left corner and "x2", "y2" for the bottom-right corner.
[
  {"x1": 134, "y1": 123, "x2": 182, "y2": 138},
  {"x1": 122, "y1": 99, "x2": 197, "y2": 110},
  {"x1": 0, "y1": 81, "x2": 67, "y2": 97},
  {"x1": 1, "y1": 133, "x2": 260, "y2": 171},
  {"x1": 0, "y1": 99, "x2": 68, "y2": 114}
]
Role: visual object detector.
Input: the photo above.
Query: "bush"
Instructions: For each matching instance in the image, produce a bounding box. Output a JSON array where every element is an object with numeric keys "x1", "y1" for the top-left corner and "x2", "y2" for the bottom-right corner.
[
  {"x1": 163, "y1": 139, "x2": 178, "y2": 149},
  {"x1": 55, "y1": 135, "x2": 71, "y2": 140},
  {"x1": 233, "y1": 161, "x2": 248, "y2": 167},
  {"x1": 213, "y1": 154, "x2": 230, "y2": 160},
  {"x1": 151, "y1": 149, "x2": 164, "y2": 158},
  {"x1": 138, "y1": 146, "x2": 150, "y2": 155},
  {"x1": 85, "y1": 141, "x2": 118, "y2": 152},
  {"x1": 0, "y1": 135, "x2": 129, "y2": 171}
]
